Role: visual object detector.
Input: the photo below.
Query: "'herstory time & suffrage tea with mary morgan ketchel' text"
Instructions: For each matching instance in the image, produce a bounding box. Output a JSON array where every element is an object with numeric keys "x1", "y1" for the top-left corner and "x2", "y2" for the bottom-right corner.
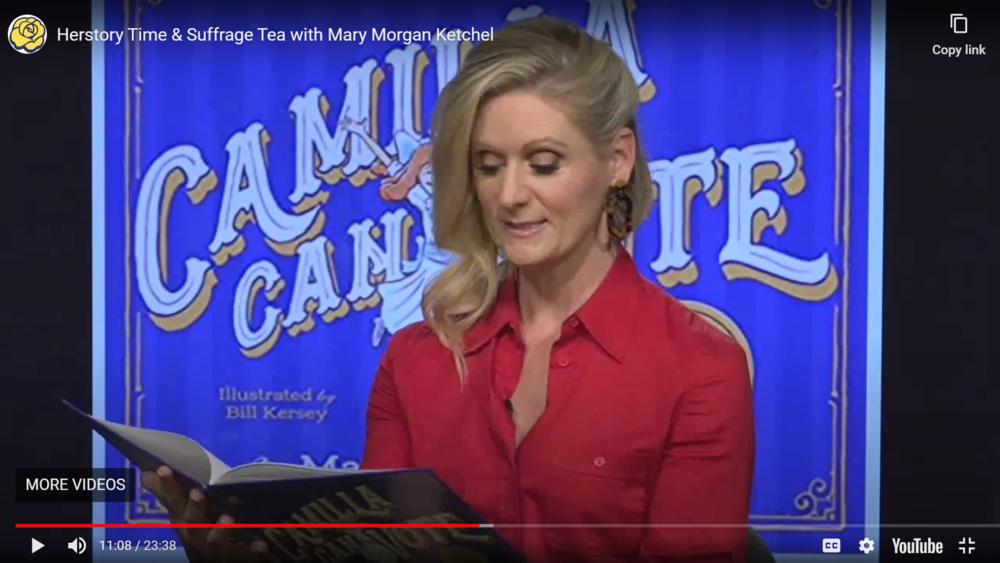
[{"x1": 56, "y1": 26, "x2": 495, "y2": 45}]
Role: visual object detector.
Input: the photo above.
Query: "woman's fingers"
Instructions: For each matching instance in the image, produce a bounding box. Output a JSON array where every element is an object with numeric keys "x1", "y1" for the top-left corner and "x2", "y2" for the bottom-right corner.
[
  {"x1": 141, "y1": 467, "x2": 189, "y2": 520},
  {"x1": 178, "y1": 488, "x2": 212, "y2": 545},
  {"x1": 141, "y1": 467, "x2": 177, "y2": 505},
  {"x1": 140, "y1": 466, "x2": 206, "y2": 548},
  {"x1": 183, "y1": 489, "x2": 208, "y2": 523},
  {"x1": 140, "y1": 471, "x2": 162, "y2": 495},
  {"x1": 205, "y1": 515, "x2": 232, "y2": 546},
  {"x1": 206, "y1": 516, "x2": 269, "y2": 563},
  {"x1": 142, "y1": 467, "x2": 268, "y2": 561}
]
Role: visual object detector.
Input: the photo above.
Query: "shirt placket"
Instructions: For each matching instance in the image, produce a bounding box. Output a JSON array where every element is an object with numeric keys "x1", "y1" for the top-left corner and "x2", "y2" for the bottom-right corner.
[{"x1": 488, "y1": 332, "x2": 525, "y2": 545}]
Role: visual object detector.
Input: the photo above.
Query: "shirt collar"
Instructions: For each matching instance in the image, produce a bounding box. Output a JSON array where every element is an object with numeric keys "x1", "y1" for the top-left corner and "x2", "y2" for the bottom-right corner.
[{"x1": 463, "y1": 249, "x2": 643, "y2": 363}]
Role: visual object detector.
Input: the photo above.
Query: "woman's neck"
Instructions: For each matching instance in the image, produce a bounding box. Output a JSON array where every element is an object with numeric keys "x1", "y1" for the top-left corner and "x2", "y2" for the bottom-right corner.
[{"x1": 517, "y1": 239, "x2": 618, "y2": 341}]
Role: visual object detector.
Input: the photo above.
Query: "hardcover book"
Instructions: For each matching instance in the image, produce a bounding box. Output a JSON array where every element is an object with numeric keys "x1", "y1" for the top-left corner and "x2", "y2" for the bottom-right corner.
[{"x1": 63, "y1": 401, "x2": 526, "y2": 562}]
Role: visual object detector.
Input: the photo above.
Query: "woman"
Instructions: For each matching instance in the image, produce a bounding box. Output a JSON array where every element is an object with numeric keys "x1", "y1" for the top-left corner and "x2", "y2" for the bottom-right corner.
[{"x1": 143, "y1": 17, "x2": 755, "y2": 563}]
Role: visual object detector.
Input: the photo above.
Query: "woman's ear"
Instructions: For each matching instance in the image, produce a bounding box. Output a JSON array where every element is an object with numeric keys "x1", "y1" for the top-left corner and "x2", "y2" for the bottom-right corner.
[{"x1": 610, "y1": 127, "x2": 637, "y2": 182}]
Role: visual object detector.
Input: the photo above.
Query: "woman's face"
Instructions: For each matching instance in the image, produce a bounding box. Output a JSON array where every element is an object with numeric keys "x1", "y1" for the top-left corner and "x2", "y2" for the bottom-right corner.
[{"x1": 471, "y1": 91, "x2": 632, "y2": 268}]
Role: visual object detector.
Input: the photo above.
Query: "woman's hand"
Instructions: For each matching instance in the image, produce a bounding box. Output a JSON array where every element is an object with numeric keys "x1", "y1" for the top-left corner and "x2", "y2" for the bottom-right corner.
[{"x1": 141, "y1": 466, "x2": 268, "y2": 562}]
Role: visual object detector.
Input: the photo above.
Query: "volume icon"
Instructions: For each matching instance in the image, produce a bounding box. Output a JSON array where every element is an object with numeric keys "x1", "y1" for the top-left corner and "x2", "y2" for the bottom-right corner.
[{"x1": 67, "y1": 537, "x2": 87, "y2": 554}]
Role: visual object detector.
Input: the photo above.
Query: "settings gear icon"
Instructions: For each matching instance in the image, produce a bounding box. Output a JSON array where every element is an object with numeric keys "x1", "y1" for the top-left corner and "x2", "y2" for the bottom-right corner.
[{"x1": 859, "y1": 538, "x2": 875, "y2": 553}]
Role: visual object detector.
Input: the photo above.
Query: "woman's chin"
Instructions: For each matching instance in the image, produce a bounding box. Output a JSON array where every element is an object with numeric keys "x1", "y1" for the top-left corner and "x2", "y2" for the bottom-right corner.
[{"x1": 500, "y1": 245, "x2": 553, "y2": 268}]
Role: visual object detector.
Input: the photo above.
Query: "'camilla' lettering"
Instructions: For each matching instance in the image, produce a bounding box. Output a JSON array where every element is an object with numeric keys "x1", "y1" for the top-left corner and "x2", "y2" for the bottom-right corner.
[{"x1": 133, "y1": 0, "x2": 838, "y2": 361}]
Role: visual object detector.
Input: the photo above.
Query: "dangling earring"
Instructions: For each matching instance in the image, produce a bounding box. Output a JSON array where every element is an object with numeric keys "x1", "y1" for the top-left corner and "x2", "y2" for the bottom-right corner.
[{"x1": 604, "y1": 179, "x2": 633, "y2": 240}]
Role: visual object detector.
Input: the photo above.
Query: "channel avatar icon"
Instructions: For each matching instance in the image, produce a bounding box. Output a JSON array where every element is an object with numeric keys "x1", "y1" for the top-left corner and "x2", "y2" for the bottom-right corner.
[{"x1": 8, "y1": 15, "x2": 46, "y2": 54}]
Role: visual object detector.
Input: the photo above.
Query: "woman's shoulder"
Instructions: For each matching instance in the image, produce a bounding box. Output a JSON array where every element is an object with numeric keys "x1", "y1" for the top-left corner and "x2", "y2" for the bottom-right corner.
[
  {"x1": 637, "y1": 278, "x2": 748, "y2": 368},
  {"x1": 379, "y1": 322, "x2": 450, "y2": 368},
  {"x1": 376, "y1": 323, "x2": 465, "y2": 396}
]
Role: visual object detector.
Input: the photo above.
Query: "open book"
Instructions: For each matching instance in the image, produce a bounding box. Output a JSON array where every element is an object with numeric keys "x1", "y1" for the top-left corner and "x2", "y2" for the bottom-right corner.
[
  {"x1": 65, "y1": 400, "x2": 527, "y2": 562},
  {"x1": 62, "y1": 400, "x2": 377, "y2": 487}
]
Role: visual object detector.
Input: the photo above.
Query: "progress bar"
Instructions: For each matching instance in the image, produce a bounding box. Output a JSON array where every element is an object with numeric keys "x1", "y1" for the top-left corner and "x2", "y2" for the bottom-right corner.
[
  {"x1": 16, "y1": 523, "x2": 1000, "y2": 529},
  {"x1": 16, "y1": 524, "x2": 481, "y2": 529}
]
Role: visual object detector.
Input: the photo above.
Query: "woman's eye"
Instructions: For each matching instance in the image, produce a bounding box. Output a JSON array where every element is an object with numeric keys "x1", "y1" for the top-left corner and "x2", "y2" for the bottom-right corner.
[
  {"x1": 531, "y1": 164, "x2": 559, "y2": 176},
  {"x1": 475, "y1": 165, "x2": 500, "y2": 176}
]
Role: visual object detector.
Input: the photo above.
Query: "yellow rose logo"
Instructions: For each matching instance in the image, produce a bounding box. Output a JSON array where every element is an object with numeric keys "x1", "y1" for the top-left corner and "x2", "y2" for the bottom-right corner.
[{"x1": 9, "y1": 15, "x2": 47, "y2": 54}]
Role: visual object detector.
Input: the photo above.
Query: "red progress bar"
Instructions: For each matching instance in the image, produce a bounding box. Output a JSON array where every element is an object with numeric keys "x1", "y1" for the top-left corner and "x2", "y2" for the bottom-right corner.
[{"x1": 16, "y1": 523, "x2": 482, "y2": 529}]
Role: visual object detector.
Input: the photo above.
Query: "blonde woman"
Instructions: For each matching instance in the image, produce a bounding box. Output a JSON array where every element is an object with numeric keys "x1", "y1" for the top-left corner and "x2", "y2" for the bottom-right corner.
[
  {"x1": 363, "y1": 17, "x2": 756, "y2": 562},
  {"x1": 142, "y1": 17, "x2": 755, "y2": 563}
]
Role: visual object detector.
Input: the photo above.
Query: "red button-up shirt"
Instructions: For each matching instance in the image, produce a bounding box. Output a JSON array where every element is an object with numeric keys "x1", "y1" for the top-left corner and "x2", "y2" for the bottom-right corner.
[{"x1": 362, "y1": 250, "x2": 755, "y2": 562}]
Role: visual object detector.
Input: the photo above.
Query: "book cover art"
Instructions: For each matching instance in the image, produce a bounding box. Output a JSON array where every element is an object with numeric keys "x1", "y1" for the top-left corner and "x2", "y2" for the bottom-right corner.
[{"x1": 211, "y1": 470, "x2": 526, "y2": 563}]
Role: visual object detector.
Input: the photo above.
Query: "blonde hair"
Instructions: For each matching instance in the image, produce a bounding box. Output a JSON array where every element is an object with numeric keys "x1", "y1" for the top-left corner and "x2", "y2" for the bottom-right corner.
[{"x1": 422, "y1": 17, "x2": 655, "y2": 379}]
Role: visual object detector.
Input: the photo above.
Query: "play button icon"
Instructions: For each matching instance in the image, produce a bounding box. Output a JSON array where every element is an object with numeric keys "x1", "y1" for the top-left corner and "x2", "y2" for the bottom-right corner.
[{"x1": 31, "y1": 538, "x2": 44, "y2": 553}]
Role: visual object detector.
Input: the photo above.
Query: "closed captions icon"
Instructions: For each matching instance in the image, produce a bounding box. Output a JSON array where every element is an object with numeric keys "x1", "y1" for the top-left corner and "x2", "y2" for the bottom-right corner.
[{"x1": 822, "y1": 539, "x2": 841, "y2": 553}]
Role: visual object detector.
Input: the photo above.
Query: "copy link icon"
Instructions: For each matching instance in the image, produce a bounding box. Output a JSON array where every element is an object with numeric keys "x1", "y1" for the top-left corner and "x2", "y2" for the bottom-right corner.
[
  {"x1": 950, "y1": 14, "x2": 968, "y2": 34},
  {"x1": 859, "y1": 538, "x2": 875, "y2": 554}
]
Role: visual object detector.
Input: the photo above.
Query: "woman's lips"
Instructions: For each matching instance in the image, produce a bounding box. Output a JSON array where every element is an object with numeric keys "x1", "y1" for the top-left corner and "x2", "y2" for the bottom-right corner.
[{"x1": 502, "y1": 220, "x2": 547, "y2": 239}]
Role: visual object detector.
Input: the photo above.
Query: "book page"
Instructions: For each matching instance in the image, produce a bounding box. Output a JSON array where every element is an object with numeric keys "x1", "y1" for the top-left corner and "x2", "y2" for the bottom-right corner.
[
  {"x1": 98, "y1": 419, "x2": 228, "y2": 486},
  {"x1": 214, "y1": 463, "x2": 388, "y2": 485}
]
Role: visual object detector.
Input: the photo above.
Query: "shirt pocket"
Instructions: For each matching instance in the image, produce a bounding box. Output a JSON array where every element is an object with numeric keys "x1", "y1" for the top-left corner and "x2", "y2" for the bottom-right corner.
[{"x1": 540, "y1": 450, "x2": 656, "y2": 555}]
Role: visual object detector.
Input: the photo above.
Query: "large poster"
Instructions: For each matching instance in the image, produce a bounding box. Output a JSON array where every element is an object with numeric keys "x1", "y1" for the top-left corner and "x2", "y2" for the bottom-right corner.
[{"x1": 95, "y1": 0, "x2": 880, "y2": 556}]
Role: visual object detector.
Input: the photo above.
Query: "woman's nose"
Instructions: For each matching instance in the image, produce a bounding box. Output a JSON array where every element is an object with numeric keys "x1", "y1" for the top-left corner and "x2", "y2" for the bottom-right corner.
[{"x1": 497, "y1": 170, "x2": 531, "y2": 208}]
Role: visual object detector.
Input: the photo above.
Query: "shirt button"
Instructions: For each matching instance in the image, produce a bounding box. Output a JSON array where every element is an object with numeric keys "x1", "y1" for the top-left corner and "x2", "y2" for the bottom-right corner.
[
  {"x1": 569, "y1": 317, "x2": 580, "y2": 328},
  {"x1": 593, "y1": 456, "x2": 606, "y2": 468},
  {"x1": 557, "y1": 357, "x2": 570, "y2": 368}
]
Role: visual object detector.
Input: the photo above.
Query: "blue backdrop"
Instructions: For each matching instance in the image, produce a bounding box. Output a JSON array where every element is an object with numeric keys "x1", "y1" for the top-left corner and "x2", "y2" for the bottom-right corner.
[{"x1": 94, "y1": 0, "x2": 882, "y2": 556}]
